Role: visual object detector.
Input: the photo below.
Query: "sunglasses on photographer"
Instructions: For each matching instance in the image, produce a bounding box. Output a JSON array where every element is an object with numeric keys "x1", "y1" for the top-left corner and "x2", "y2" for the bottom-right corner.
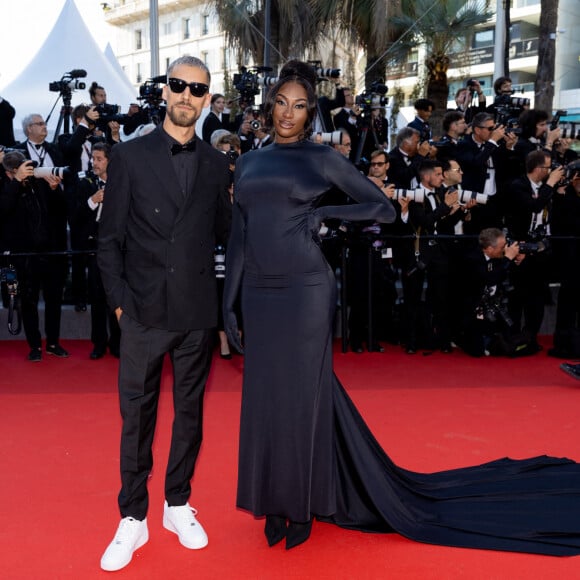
[{"x1": 167, "y1": 78, "x2": 209, "y2": 97}]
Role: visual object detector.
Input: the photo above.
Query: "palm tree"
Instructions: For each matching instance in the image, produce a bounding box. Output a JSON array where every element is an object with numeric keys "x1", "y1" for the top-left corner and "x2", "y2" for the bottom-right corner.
[
  {"x1": 389, "y1": 0, "x2": 492, "y2": 131},
  {"x1": 209, "y1": 0, "x2": 393, "y2": 87},
  {"x1": 208, "y1": 0, "x2": 324, "y2": 68}
]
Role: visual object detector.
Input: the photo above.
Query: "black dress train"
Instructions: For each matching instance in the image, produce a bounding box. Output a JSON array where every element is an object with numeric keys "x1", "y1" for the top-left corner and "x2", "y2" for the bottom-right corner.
[{"x1": 224, "y1": 140, "x2": 580, "y2": 555}]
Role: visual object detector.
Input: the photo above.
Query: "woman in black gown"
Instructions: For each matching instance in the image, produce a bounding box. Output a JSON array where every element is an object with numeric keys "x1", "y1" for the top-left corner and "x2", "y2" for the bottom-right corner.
[{"x1": 223, "y1": 61, "x2": 580, "y2": 553}]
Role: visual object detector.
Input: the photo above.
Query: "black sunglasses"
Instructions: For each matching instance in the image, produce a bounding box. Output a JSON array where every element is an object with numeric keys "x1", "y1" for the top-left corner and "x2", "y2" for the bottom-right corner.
[{"x1": 168, "y1": 78, "x2": 209, "y2": 97}]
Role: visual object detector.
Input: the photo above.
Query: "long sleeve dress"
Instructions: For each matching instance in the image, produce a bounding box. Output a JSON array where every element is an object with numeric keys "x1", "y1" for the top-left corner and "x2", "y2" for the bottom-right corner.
[{"x1": 224, "y1": 140, "x2": 580, "y2": 556}]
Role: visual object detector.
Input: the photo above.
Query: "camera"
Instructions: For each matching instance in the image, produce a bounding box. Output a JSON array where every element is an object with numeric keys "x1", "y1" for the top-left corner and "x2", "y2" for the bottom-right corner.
[
  {"x1": 466, "y1": 79, "x2": 484, "y2": 90},
  {"x1": 214, "y1": 245, "x2": 226, "y2": 279},
  {"x1": 506, "y1": 226, "x2": 549, "y2": 255},
  {"x1": 355, "y1": 81, "x2": 389, "y2": 112},
  {"x1": 392, "y1": 188, "x2": 425, "y2": 204},
  {"x1": 492, "y1": 94, "x2": 530, "y2": 128},
  {"x1": 49, "y1": 69, "x2": 87, "y2": 94},
  {"x1": 94, "y1": 103, "x2": 129, "y2": 129},
  {"x1": 311, "y1": 131, "x2": 343, "y2": 145},
  {"x1": 233, "y1": 66, "x2": 275, "y2": 105},
  {"x1": 457, "y1": 190, "x2": 488, "y2": 205},
  {"x1": 477, "y1": 284, "x2": 513, "y2": 326},
  {"x1": 308, "y1": 60, "x2": 340, "y2": 79},
  {"x1": 32, "y1": 165, "x2": 70, "y2": 180}
]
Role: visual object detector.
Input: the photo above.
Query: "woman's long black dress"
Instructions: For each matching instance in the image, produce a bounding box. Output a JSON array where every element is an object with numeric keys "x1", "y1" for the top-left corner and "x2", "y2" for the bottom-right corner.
[{"x1": 224, "y1": 140, "x2": 580, "y2": 556}]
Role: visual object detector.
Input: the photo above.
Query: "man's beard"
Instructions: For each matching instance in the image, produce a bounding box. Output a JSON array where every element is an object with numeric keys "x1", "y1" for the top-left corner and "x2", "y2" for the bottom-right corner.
[{"x1": 167, "y1": 102, "x2": 199, "y2": 128}]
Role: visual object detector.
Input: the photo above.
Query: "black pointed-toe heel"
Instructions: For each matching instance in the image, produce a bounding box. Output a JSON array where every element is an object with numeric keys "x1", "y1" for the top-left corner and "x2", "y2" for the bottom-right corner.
[
  {"x1": 264, "y1": 515, "x2": 287, "y2": 547},
  {"x1": 285, "y1": 519, "x2": 312, "y2": 550}
]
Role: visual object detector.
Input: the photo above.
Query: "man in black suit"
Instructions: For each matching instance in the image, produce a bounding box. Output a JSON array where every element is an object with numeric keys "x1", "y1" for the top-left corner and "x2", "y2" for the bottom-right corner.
[
  {"x1": 98, "y1": 56, "x2": 231, "y2": 572},
  {"x1": 407, "y1": 159, "x2": 463, "y2": 352},
  {"x1": 71, "y1": 142, "x2": 120, "y2": 360},
  {"x1": 332, "y1": 87, "x2": 361, "y2": 162},
  {"x1": 455, "y1": 112, "x2": 518, "y2": 232},
  {"x1": 388, "y1": 127, "x2": 432, "y2": 190},
  {"x1": 504, "y1": 150, "x2": 565, "y2": 351},
  {"x1": 407, "y1": 98, "x2": 434, "y2": 143},
  {"x1": 10, "y1": 114, "x2": 70, "y2": 360},
  {"x1": 0, "y1": 96, "x2": 16, "y2": 146},
  {"x1": 457, "y1": 227, "x2": 522, "y2": 356}
]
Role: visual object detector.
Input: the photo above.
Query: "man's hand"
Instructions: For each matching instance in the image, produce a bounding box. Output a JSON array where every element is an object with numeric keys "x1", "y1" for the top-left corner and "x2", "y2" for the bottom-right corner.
[
  {"x1": 115, "y1": 307, "x2": 123, "y2": 322},
  {"x1": 490, "y1": 124, "x2": 506, "y2": 143},
  {"x1": 397, "y1": 196, "x2": 410, "y2": 213},
  {"x1": 417, "y1": 140, "x2": 431, "y2": 157},
  {"x1": 547, "y1": 165, "x2": 566, "y2": 188},
  {"x1": 444, "y1": 189, "x2": 459, "y2": 207},
  {"x1": 91, "y1": 188, "x2": 105, "y2": 204},
  {"x1": 43, "y1": 174, "x2": 62, "y2": 190},
  {"x1": 503, "y1": 131, "x2": 518, "y2": 150},
  {"x1": 86, "y1": 106, "x2": 100, "y2": 125},
  {"x1": 504, "y1": 242, "x2": 520, "y2": 261},
  {"x1": 14, "y1": 160, "x2": 34, "y2": 182}
]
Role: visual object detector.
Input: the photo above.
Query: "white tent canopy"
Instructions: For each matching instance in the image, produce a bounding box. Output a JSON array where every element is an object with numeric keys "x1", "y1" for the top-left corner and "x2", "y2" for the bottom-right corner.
[{"x1": 2, "y1": 0, "x2": 136, "y2": 141}]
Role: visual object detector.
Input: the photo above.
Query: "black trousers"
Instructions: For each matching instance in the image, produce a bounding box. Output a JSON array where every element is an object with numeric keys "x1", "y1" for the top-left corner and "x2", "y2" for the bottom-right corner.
[
  {"x1": 87, "y1": 255, "x2": 119, "y2": 350},
  {"x1": 117, "y1": 314, "x2": 213, "y2": 520},
  {"x1": 16, "y1": 255, "x2": 67, "y2": 349}
]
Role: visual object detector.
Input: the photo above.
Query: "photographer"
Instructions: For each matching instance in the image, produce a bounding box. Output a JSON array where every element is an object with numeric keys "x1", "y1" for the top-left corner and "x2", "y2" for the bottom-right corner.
[
  {"x1": 455, "y1": 112, "x2": 518, "y2": 230},
  {"x1": 333, "y1": 87, "x2": 362, "y2": 163},
  {"x1": 435, "y1": 111, "x2": 468, "y2": 161},
  {"x1": 388, "y1": 127, "x2": 432, "y2": 189},
  {"x1": 202, "y1": 94, "x2": 234, "y2": 143},
  {"x1": 457, "y1": 228, "x2": 522, "y2": 357},
  {"x1": 0, "y1": 150, "x2": 69, "y2": 361},
  {"x1": 407, "y1": 98, "x2": 435, "y2": 143},
  {"x1": 237, "y1": 107, "x2": 271, "y2": 153},
  {"x1": 88, "y1": 81, "x2": 123, "y2": 145},
  {"x1": 455, "y1": 79, "x2": 487, "y2": 124},
  {"x1": 0, "y1": 96, "x2": 16, "y2": 147},
  {"x1": 513, "y1": 109, "x2": 561, "y2": 173},
  {"x1": 505, "y1": 150, "x2": 566, "y2": 352},
  {"x1": 71, "y1": 143, "x2": 120, "y2": 359},
  {"x1": 550, "y1": 161, "x2": 580, "y2": 359}
]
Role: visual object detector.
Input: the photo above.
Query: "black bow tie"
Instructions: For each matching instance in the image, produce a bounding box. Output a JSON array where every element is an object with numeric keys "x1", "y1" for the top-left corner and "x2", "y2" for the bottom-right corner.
[
  {"x1": 34, "y1": 143, "x2": 44, "y2": 150},
  {"x1": 97, "y1": 180, "x2": 105, "y2": 189},
  {"x1": 171, "y1": 140, "x2": 196, "y2": 155}
]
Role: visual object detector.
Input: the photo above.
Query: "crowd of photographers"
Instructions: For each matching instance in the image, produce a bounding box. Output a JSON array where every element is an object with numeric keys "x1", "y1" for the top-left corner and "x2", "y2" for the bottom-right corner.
[{"x1": 1, "y1": 69, "x2": 579, "y2": 363}]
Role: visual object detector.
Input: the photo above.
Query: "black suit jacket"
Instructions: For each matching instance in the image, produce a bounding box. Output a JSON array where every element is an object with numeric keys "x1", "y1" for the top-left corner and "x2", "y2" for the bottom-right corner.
[
  {"x1": 202, "y1": 111, "x2": 233, "y2": 143},
  {"x1": 70, "y1": 174, "x2": 101, "y2": 249},
  {"x1": 318, "y1": 88, "x2": 346, "y2": 132},
  {"x1": 97, "y1": 126, "x2": 231, "y2": 331},
  {"x1": 0, "y1": 99, "x2": 16, "y2": 146},
  {"x1": 504, "y1": 176, "x2": 554, "y2": 240},
  {"x1": 387, "y1": 148, "x2": 426, "y2": 189},
  {"x1": 333, "y1": 108, "x2": 360, "y2": 162}
]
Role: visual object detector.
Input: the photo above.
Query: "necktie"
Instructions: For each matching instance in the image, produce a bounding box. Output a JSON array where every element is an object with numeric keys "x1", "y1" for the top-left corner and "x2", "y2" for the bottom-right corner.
[{"x1": 171, "y1": 140, "x2": 196, "y2": 155}]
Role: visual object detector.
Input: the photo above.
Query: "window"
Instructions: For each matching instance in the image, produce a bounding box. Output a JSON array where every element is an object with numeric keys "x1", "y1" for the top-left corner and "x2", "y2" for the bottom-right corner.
[
  {"x1": 163, "y1": 22, "x2": 172, "y2": 36},
  {"x1": 135, "y1": 29, "x2": 142, "y2": 50},
  {"x1": 473, "y1": 29, "x2": 494, "y2": 49},
  {"x1": 165, "y1": 57, "x2": 171, "y2": 72},
  {"x1": 201, "y1": 51, "x2": 209, "y2": 67},
  {"x1": 202, "y1": 14, "x2": 209, "y2": 35},
  {"x1": 183, "y1": 18, "x2": 191, "y2": 40},
  {"x1": 222, "y1": 48, "x2": 228, "y2": 69},
  {"x1": 136, "y1": 63, "x2": 142, "y2": 83}
]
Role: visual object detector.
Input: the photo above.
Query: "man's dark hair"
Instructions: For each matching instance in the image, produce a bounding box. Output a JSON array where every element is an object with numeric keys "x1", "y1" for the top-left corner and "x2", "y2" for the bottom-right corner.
[
  {"x1": 479, "y1": 227, "x2": 504, "y2": 249},
  {"x1": 2, "y1": 150, "x2": 26, "y2": 172},
  {"x1": 92, "y1": 142, "x2": 111, "y2": 160},
  {"x1": 493, "y1": 76, "x2": 512, "y2": 95},
  {"x1": 518, "y1": 109, "x2": 549, "y2": 140},
  {"x1": 414, "y1": 98, "x2": 434, "y2": 112},
  {"x1": 472, "y1": 112, "x2": 494, "y2": 128},
  {"x1": 443, "y1": 111, "x2": 465, "y2": 133},
  {"x1": 526, "y1": 150, "x2": 550, "y2": 174},
  {"x1": 418, "y1": 159, "x2": 442, "y2": 180},
  {"x1": 89, "y1": 81, "x2": 105, "y2": 99}
]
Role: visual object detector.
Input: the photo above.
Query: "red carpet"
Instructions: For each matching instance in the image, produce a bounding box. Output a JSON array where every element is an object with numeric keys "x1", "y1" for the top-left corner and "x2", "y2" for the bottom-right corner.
[{"x1": 1, "y1": 339, "x2": 580, "y2": 579}]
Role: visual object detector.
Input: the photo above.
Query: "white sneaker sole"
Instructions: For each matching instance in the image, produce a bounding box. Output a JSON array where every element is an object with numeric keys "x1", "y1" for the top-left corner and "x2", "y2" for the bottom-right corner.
[
  {"x1": 100, "y1": 528, "x2": 149, "y2": 572},
  {"x1": 163, "y1": 514, "x2": 208, "y2": 550}
]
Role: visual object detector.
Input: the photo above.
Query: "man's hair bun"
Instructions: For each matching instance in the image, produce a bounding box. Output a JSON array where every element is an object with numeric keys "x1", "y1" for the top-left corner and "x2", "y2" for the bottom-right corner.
[{"x1": 279, "y1": 60, "x2": 317, "y2": 89}]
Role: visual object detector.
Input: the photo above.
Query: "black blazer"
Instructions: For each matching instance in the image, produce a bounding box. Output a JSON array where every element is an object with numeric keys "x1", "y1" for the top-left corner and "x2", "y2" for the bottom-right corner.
[
  {"x1": 97, "y1": 127, "x2": 231, "y2": 331},
  {"x1": 0, "y1": 99, "x2": 16, "y2": 146},
  {"x1": 202, "y1": 111, "x2": 233, "y2": 143},
  {"x1": 387, "y1": 147, "x2": 426, "y2": 189},
  {"x1": 504, "y1": 176, "x2": 554, "y2": 240}
]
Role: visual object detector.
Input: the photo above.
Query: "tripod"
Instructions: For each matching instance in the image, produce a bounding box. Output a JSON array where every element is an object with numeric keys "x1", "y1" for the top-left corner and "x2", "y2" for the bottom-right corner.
[{"x1": 46, "y1": 89, "x2": 74, "y2": 143}]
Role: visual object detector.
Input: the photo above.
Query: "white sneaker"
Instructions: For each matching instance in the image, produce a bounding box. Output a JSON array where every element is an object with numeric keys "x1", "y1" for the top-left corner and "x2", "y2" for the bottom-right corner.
[
  {"x1": 100, "y1": 517, "x2": 149, "y2": 572},
  {"x1": 163, "y1": 501, "x2": 208, "y2": 549}
]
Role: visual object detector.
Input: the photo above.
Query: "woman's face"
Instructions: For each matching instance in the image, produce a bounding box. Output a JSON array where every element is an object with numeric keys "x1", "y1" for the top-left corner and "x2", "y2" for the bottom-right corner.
[
  {"x1": 212, "y1": 97, "x2": 225, "y2": 113},
  {"x1": 272, "y1": 81, "x2": 309, "y2": 143}
]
